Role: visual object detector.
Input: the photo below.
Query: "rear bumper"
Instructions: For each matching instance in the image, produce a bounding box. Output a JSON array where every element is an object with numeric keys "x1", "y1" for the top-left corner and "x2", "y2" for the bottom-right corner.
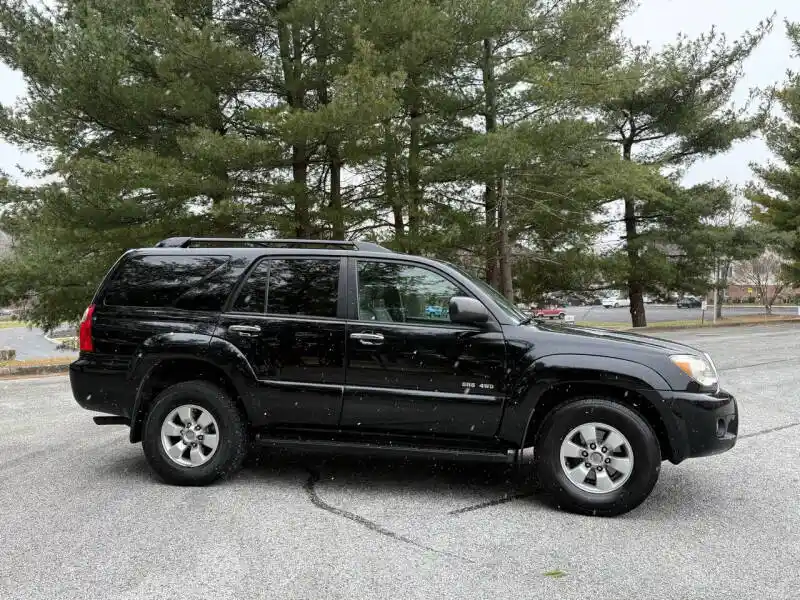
[
  {"x1": 69, "y1": 356, "x2": 133, "y2": 418},
  {"x1": 662, "y1": 388, "x2": 738, "y2": 463}
]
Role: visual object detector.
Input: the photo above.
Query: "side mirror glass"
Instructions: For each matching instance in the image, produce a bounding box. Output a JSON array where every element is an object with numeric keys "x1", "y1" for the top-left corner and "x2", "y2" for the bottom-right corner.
[{"x1": 449, "y1": 296, "x2": 489, "y2": 325}]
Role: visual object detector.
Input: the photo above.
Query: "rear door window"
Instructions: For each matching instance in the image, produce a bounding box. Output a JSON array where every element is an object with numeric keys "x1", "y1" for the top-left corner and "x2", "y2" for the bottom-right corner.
[
  {"x1": 103, "y1": 255, "x2": 236, "y2": 310},
  {"x1": 231, "y1": 258, "x2": 340, "y2": 318}
]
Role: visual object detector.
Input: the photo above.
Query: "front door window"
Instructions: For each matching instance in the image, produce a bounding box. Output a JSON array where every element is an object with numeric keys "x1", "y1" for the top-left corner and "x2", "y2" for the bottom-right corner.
[{"x1": 357, "y1": 261, "x2": 462, "y2": 324}]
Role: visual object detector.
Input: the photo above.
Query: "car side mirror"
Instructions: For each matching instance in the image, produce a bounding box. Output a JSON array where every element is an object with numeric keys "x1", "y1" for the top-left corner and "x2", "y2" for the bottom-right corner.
[{"x1": 449, "y1": 296, "x2": 489, "y2": 325}]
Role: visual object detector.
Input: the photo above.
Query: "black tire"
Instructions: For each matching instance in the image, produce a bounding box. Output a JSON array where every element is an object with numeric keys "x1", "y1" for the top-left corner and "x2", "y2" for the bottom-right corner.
[
  {"x1": 142, "y1": 380, "x2": 248, "y2": 486},
  {"x1": 558, "y1": 312, "x2": 565, "y2": 320},
  {"x1": 534, "y1": 397, "x2": 661, "y2": 517}
]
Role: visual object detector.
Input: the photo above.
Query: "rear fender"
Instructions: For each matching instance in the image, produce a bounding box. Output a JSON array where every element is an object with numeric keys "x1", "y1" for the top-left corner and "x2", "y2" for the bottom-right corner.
[{"x1": 128, "y1": 333, "x2": 258, "y2": 442}]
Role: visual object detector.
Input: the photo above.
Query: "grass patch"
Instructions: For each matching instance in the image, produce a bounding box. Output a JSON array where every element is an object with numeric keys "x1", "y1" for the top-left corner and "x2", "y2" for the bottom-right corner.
[
  {"x1": 52, "y1": 336, "x2": 78, "y2": 350},
  {"x1": 0, "y1": 357, "x2": 73, "y2": 368},
  {"x1": 577, "y1": 314, "x2": 800, "y2": 331},
  {"x1": 0, "y1": 320, "x2": 31, "y2": 330},
  {"x1": 543, "y1": 569, "x2": 567, "y2": 579}
]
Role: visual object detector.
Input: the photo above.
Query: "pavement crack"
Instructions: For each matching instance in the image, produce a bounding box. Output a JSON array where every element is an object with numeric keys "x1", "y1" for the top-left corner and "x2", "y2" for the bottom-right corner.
[
  {"x1": 448, "y1": 492, "x2": 534, "y2": 516},
  {"x1": 718, "y1": 357, "x2": 800, "y2": 372},
  {"x1": 740, "y1": 421, "x2": 800, "y2": 440},
  {"x1": 303, "y1": 469, "x2": 474, "y2": 563}
]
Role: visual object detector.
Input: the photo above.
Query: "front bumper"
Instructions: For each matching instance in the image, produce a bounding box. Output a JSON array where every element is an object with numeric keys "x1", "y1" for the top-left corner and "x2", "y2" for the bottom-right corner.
[{"x1": 660, "y1": 388, "x2": 738, "y2": 463}]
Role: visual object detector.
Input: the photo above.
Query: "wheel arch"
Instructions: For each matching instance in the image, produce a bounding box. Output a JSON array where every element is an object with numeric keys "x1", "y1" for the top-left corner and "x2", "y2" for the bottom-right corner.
[
  {"x1": 520, "y1": 382, "x2": 676, "y2": 462},
  {"x1": 499, "y1": 354, "x2": 681, "y2": 463},
  {"x1": 130, "y1": 357, "x2": 250, "y2": 443}
]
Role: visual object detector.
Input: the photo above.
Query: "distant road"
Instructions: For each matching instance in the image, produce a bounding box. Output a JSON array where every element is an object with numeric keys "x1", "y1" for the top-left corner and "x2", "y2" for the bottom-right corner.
[
  {"x1": 0, "y1": 326, "x2": 77, "y2": 361},
  {"x1": 564, "y1": 304, "x2": 799, "y2": 324}
]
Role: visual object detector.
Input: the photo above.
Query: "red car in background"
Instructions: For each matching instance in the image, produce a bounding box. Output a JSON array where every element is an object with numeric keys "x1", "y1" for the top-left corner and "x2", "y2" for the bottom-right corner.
[{"x1": 534, "y1": 307, "x2": 566, "y2": 320}]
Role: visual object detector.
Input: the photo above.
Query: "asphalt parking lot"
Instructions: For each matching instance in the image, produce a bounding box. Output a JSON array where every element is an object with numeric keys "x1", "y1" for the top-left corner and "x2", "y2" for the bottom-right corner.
[{"x1": 1, "y1": 324, "x2": 798, "y2": 600}]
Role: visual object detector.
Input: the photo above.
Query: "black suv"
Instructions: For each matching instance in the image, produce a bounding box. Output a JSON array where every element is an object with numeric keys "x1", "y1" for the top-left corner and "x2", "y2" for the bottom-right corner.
[{"x1": 70, "y1": 238, "x2": 738, "y2": 516}]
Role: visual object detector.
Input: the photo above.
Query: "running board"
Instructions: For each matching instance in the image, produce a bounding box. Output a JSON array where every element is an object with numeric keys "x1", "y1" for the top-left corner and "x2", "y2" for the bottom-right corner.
[
  {"x1": 254, "y1": 435, "x2": 535, "y2": 464},
  {"x1": 93, "y1": 416, "x2": 130, "y2": 425}
]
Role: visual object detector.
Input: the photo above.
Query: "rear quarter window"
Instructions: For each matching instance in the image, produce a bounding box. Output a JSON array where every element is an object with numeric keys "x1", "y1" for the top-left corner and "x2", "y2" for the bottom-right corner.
[{"x1": 102, "y1": 255, "x2": 243, "y2": 311}]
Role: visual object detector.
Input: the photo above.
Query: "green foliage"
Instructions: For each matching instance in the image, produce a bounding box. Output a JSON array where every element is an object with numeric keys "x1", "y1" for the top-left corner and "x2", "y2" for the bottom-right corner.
[
  {"x1": 748, "y1": 20, "x2": 800, "y2": 284},
  {"x1": 592, "y1": 21, "x2": 772, "y2": 325},
  {"x1": 0, "y1": 0, "x2": 786, "y2": 329}
]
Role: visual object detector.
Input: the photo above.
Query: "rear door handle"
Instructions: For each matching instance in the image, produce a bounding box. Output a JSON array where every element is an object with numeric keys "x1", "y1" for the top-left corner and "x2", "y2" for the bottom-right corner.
[
  {"x1": 350, "y1": 332, "x2": 384, "y2": 346},
  {"x1": 229, "y1": 325, "x2": 262, "y2": 336}
]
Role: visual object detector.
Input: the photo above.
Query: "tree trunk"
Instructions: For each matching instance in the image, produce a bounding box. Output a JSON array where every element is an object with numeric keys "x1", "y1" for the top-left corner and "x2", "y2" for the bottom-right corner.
[
  {"x1": 622, "y1": 140, "x2": 646, "y2": 327},
  {"x1": 498, "y1": 177, "x2": 513, "y2": 301},
  {"x1": 384, "y1": 126, "x2": 405, "y2": 247},
  {"x1": 485, "y1": 189, "x2": 500, "y2": 288},
  {"x1": 716, "y1": 259, "x2": 730, "y2": 319},
  {"x1": 292, "y1": 144, "x2": 310, "y2": 238},
  {"x1": 328, "y1": 146, "x2": 343, "y2": 239},
  {"x1": 315, "y1": 22, "x2": 343, "y2": 240},
  {"x1": 624, "y1": 194, "x2": 646, "y2": 327},
  {"x1": 407, "y1": 89, "x2": 422, "y2": 249},
  {"x1": 278, "y1": 12, "x2": 311, "y2": 238},
  {"x1": 482, "y1": 39, "x2": 502, "y2": 290}
]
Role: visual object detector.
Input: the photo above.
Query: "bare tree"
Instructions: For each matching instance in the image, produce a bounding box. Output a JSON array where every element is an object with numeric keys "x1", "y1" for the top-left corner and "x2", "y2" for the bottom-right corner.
[
  {"x1": 733, "y1": 250, "x2": 790, "y2": 314},
  {"x1": 701, "y1": 187, "x2": 763, "y2": 319}
]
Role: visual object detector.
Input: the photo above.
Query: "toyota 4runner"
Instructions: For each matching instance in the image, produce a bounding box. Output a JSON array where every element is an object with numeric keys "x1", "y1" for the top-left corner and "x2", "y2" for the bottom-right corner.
[{"x1": 70, "y1": 237, "x2": 738, "y2": 516}]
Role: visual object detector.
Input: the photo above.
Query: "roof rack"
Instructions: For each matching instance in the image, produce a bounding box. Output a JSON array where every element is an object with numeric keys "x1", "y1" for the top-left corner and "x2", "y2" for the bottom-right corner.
[{"x1": 154, "y1": 237, "x2": 393, "y2": 253}]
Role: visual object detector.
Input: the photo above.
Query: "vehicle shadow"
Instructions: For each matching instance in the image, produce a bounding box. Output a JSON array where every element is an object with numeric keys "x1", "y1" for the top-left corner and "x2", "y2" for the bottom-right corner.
[
  {"x1": 244, "y1": 447, "x2": 551, "y2": 515},
  {"x1": 98, "y1": 446, "x2": 718, "y2": 525},
  {"x1": 99, "y1": 446, "x2": 708, "y2": 520}
]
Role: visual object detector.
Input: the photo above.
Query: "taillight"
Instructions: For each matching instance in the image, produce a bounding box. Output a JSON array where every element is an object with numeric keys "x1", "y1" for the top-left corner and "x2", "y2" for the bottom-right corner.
[{"x1": 79, "y1": 304, "x2": 95, "y2": 352}]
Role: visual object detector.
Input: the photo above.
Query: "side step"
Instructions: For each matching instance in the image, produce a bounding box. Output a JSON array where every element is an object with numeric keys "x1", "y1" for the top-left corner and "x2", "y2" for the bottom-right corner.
[
  {"x1": 254, "y1": 434, "x2": 534, "y2": 464},
  {"x1": 93, "y1": 416, "x2": 130, "y2": 426}
]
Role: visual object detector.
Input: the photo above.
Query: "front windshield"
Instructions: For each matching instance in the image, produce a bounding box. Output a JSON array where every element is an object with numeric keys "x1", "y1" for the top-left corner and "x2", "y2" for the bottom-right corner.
[{"x1": 439, "y1": 260, "x2": 528, "y2": 323}]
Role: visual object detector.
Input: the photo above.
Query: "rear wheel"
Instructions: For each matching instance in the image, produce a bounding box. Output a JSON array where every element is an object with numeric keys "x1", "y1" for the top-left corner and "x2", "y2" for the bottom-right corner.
[
  {"x1": 142, "y1": 380, "x2": 248, "y2": 486},
  {"x1": 534, "y1": 398, "x2": 661, "y2": 516}
]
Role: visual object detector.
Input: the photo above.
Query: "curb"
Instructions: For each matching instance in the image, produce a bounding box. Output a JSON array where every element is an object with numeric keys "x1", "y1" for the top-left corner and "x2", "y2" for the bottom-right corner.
[
  {"x1": 613, "y1": 318, "x2": 800, "y2": 333},
  {"x1": 0, "y1": 363, "x2": 71, "y2": 379}
]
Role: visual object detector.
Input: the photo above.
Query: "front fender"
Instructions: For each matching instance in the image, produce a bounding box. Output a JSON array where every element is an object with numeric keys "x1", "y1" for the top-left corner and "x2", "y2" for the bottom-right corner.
[
  {"x1": 128, "y1": 333, "x2": 258, "y2": 442},
  {"x1": 497, "y1": 353, "x2": 674, "y2": 447}
]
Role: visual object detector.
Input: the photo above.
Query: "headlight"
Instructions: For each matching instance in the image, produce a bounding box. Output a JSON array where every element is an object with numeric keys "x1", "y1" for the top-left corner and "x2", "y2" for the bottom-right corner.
[{"x1": 670, "y1": 354, "x2": 718, "y2": 388}]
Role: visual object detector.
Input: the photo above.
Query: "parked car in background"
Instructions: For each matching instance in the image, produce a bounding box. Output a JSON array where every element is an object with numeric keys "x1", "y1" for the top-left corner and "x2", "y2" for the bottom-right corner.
[
  {"x1": 601, "y1": 295, "x2": 631, "y2": 308},
  {"x1": 677, "y1": 296, "x2": 703, "y2": 309}
]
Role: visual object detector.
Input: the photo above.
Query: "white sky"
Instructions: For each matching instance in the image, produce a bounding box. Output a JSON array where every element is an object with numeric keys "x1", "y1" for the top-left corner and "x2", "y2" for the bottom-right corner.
[{"x1": 0, "y1": 0, "x2": 799, "y2": 187}]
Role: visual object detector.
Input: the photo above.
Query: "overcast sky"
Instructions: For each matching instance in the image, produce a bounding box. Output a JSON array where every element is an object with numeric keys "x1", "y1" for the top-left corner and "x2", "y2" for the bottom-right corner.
[{"x1": 0, "y1": 0, "x2": 799, "y2": 186}]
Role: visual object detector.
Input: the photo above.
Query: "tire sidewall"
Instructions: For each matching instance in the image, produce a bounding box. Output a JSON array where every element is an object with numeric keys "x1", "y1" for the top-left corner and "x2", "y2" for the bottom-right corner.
[
  {"x1": 142, "y1": 381, "x2": 245, "y2": 485},
  {"x1": 537, "y1": 399, "x2": 661, "y2": 515}
]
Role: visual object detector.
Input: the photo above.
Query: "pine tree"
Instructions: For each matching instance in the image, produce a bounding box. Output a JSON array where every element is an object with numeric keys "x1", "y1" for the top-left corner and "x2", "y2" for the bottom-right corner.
[
  {"x1": 748, "y1": 21, "x2": 800, "y2": 284},
  {"x1": 0, "y1": 0, "x2": 401, "y2": 325},
  {"x1": 425, "y1": 0, "x2": 630, "y2": 299},
  {"x1": 596, "y1": 22, "x2": 772, "y2": 326}
]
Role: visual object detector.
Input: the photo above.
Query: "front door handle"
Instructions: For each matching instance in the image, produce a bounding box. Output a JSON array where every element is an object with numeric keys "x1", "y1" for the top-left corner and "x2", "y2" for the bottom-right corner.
[
  {"x1": 350, "y1": 332, "x2": 384, "y2": 346},
  {"x1": 229, "y1": 325, "x2": 262, "y2": 337}
]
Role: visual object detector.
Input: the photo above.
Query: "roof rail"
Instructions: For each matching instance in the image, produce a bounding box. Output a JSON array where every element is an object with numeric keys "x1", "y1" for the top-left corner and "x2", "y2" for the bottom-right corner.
[{"x1": 154, "y1": 237, "x2": 393, "y2": 253}]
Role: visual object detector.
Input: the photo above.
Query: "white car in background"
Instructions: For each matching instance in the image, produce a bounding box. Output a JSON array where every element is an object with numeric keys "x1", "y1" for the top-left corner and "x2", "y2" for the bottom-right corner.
[{"x1": 601, "y1": 295, "x2": 631, "y2": 308}]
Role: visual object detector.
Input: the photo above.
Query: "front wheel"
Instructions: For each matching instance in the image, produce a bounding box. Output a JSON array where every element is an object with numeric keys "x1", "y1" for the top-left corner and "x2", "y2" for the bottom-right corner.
[
  {"x1": 534, "y1": 398, "x2": 661, "y2": 516},
  {"x1": 142, "y1": 380, "x2": 248, "y2": 486}
]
